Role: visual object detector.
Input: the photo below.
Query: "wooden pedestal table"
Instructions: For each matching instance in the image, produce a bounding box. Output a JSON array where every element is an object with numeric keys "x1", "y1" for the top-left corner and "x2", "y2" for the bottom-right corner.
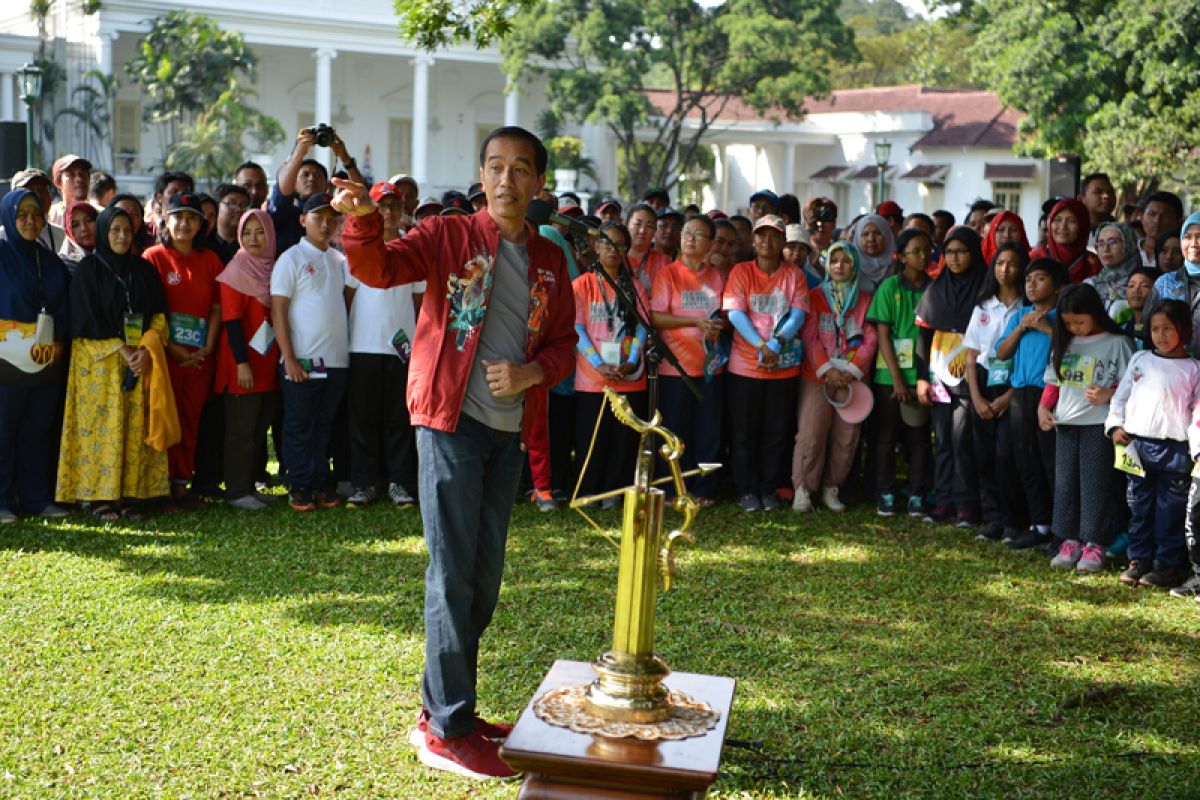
[{"x1": 500, "y1": 659, "x2": 736, "y2": 799}]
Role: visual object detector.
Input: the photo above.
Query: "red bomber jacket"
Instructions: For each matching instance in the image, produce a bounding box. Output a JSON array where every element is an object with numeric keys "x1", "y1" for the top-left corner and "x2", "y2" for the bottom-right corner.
[{"x1": 342, "y1": 209, "x2": 577, "y2": 446}]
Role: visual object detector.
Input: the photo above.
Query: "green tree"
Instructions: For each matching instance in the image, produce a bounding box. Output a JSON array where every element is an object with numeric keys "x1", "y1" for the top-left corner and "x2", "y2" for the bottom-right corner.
[
  {"x1": 498, "y1": 0, "x2": 854, "y2": 198},
  {"x1": 831, "y1": 16, "x2": 978, "y2": 90},
  {"x1": 124, "y1": 11, "x2": 283, "y2": 179},
  {"x1": 971, "y1": 0, "x2": 1200, "y2": 197}
]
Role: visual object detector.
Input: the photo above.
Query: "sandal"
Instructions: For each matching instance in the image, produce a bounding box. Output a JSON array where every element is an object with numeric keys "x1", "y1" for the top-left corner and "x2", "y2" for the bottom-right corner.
[
  {"x1": 92, "y1": 504, "x2": 120, "y2": 522},
  {"x1": 119, "y1": 505, "x2": 145, "y2": 522}
]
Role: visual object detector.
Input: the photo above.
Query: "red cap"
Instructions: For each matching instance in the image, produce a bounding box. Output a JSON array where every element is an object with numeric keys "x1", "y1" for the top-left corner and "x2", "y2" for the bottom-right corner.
[
  {"x1": 369, "y1": 181, "x2": 399, "y2": 202},
  {"x1": 876, "y1": 200, "x2": 903, "y2": 219},
  {"x1": 559, "y1": 205, "x2": 584, "y2": 219},
  {"x1": 705, "y1": 209, "x2": 728, "y2": 220}
]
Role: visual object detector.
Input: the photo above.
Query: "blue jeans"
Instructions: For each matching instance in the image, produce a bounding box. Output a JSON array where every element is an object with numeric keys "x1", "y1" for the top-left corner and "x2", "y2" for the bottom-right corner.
[
  {"x1": 0, "y1": 381, "x2": 61, "y2": 514},
  {"x1": 1126, "y1": 437, "x2": 1189, "y2": 566},
  {"x1": 279, "y1": 366, "x2": 347, "y2": 493},
  {"x1": 418, "y1": 413, "x2": 523, "y2": 738}
]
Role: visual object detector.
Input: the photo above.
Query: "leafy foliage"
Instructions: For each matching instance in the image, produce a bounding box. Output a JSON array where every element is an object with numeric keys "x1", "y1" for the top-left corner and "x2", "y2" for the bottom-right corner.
[
  {"x1": 124, "y1": 11, "x2": 283, "y2": 179},
  {"x1": 971, "y1": 0, "x2": 1200, "y2": 196},
  {"x1": 53, "y1": 70, "x2": 118, "y2": 170}
]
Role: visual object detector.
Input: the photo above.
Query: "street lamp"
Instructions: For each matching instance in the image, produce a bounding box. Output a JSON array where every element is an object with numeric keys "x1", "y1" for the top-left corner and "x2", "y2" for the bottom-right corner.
[
  {"x1": 873, "y1": 139, "x2": 891, "y2": 208},
  {"x1": 17, "y1": 63, "x2": 44, "y2": 169}
]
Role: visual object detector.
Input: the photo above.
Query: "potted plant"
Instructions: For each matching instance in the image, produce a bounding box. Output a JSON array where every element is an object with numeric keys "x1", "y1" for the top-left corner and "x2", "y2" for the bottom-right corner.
[{"x1": 548, "y1": 135, "x2": 597, "y2": 192}]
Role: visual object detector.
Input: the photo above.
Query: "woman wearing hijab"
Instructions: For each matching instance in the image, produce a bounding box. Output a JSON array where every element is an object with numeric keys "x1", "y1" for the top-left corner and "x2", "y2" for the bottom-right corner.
[
  {"x1": 214, "y1": 210, "x2": 280, "y2": 510},
  {"x1": 109, "y1": 193, "x2": 154, "y2": 256},
  {"x1": 849, "y1": 213, "x2": 895, "y2": 293},
  {"x1": 1085, "y1": 221, "x2": 1140, "y2": 323},
  {"x1": 1030, "y1": 199, "x2": 1101, "y2": 283},
  {"x1": 56, "y1": 206, "x2": 171, "y2": 519},
  {"x1": 0, "y1": 189, "x2": 71, "y2": 523},
  {"x1": 792, "y1": 241, "x2": 878, "y2": 513},
  {"x1": 915, "y1": 225, "x2": 989, "y2": 527},
  {"x1": 1146, "y1": 212, "x2": 1200, "y2": 357},
  {"x1": 980, "y1": 210, "x2": 1031, "y2": 266},
  {"x1": 58, "y1": 200, "x2": 98, "y2": 268}
]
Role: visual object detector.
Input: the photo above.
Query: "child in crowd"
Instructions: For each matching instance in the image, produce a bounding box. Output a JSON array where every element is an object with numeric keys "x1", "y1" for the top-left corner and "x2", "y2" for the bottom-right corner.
[
  {"x1": 865, "y1": 229, "x2": 931, "y2": 517},
  {"x1": 914, "y1": 226, "x2": 987, "y2": 527},
  {"x1": 270, "y1": 193, "x2": 351, "y2": 512},
  {"x1": 793, "y1": 241, "x2": 877, "y2": 512},
  {"x1": 1039, "y1": 283, "x2": 1133, "y2": 572},
  {"x1": 1120, "y1": 267, "x2": 1159, "y2": 346},
  {"x1": 724, "y1": 215, "x2": 806, "y2": 513},
  {"x1": 572, "y1": 221, "x2": 648, "y2": 507},
  {"x1": 1106, "y1": 299, "x2": 1200, "y2": 588},
  {"x1": 142, "y1": 193, "x2": 223, "y2": 509},
  {"x1": 963, "y1": 242, "x2": 1028, "y2": 540},
  {"x1": 995, "y1": 258, "x2": 1066, "y2": 550}
]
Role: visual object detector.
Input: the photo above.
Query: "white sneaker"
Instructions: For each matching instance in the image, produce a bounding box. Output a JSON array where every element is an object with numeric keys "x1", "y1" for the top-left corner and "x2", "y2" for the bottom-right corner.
[
  {"x1": 0, "y1": 508, "x2": 16, "y2": 524},
  {"x1": 822, "y1": 486, "x2": 845, "y2": 512},
  {"x1": 39, "y1": 503, "x2": 69, "y2": 519},
  {"x1": 791, "y1": 488, "x2": 812, "y2": 512},
  {"x1": 228, "y1": 495, "x2": 267, "y2": 511}
]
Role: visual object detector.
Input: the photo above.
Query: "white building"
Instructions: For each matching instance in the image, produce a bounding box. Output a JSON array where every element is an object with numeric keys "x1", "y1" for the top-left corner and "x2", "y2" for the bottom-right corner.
[{"x1": 0, "y1": 3, "x2": 1048, "y2": 233}]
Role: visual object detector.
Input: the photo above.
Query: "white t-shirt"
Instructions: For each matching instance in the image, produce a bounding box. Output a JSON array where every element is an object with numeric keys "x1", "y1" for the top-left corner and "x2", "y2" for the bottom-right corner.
[
  {"x1": 962, "y1": 296, "x2": 1022, "y2": 369},
  {"x1": 344, "y1": 264, "x2": 426, "y2": 356},
  {"x1": 270, "y1": 237, "x2": 350, "y2": 368}
]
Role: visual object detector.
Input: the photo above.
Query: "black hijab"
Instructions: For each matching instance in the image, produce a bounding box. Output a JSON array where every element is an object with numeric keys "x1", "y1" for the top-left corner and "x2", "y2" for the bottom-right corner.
[
  {"x1": 69, "y1": 206, "x2": 168, "y2": 340},
  {"x1": 914, "y1": 225, "x2": 987, "y2": 333}
]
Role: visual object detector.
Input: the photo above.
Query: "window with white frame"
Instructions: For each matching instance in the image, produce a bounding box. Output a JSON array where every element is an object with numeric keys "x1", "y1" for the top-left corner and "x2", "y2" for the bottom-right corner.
[
  {"x1": 993, "y1": 181, "x2": 1022, "y2": 213},
  {"x1": 112, "y1": 100, "x2": 141, "y2": 171},
  {"x1": 388, "y1": 118, "x2": 412, "y2": 177}
]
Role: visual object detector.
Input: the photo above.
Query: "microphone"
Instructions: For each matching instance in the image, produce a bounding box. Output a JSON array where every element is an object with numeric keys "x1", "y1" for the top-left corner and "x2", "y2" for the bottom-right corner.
[{"x1": 526, "y1": 198, "x2": 601, "y2": 238}]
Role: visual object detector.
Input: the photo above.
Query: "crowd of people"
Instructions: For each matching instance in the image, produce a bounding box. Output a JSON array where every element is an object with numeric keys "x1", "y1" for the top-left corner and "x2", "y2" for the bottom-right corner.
[{"x1": 2, "y1": 129, "x2": 1199, "y2": 606}]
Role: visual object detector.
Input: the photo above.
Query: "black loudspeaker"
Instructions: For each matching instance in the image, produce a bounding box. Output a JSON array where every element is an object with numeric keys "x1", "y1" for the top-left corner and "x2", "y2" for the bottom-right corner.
[
  {"x1": 0, "y1": 121, "x2": 27, "y2": 183},
  {"x1": 1048, "y1": 153, "x2": 1080, "y2": 199}
]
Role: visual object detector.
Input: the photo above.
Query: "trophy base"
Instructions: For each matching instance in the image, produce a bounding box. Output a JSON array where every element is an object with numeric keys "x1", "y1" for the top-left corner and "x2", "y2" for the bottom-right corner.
[
  {"x1": 502, "y1": 660, "x2": 736, "y2": 799},
  {"x1": 585, "y1": 650, "x2": 673, "y2": 723}
]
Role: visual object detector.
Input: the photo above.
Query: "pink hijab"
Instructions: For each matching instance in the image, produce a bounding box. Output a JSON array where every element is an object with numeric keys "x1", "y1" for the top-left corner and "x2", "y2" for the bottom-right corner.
[{"x1": 216, "y1": 209, "x2": 275, "y2": 307}]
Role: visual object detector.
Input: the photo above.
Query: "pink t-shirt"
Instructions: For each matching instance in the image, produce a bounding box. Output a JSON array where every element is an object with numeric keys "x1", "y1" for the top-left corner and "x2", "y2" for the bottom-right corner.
[
  {"x1": 627, "y1": 250, "x2": 672, "y2": 298},
  {"x1": 721, "y1": 260, "x2": 807, "y2": 380},
  {"x1": 651, "y1": 260, "x2": 725, "y2": 378},
  {"x1": 572, "y1": 271, "x2": 648, "y2": 393}
]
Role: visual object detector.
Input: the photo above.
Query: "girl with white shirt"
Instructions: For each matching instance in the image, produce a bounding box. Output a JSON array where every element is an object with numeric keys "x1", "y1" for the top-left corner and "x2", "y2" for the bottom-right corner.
[{"x1": 963, "y1": 242, "x2": 1027, "y2": 541}]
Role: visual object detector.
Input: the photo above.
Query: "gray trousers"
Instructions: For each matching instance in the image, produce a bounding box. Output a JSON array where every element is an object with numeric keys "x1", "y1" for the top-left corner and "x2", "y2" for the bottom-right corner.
[{"x1": 1052, "y1": 423, "x2": 1118, "y2": 546}]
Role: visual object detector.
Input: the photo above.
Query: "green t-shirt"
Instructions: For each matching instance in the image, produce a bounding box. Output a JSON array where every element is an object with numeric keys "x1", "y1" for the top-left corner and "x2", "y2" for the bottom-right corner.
[{"x1": 865, "y1": 273, "x2": 927, "y2": 386}]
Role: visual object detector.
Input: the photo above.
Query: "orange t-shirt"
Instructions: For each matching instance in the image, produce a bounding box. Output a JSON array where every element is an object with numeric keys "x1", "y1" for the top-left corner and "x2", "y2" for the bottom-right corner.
[
  {"x1": 627, "y1": 250, "x2": 671, "y2": 298},
  {"x1": 721, "y1": 260, "x2": 807, "y2": 380},
  {"x1": 650, "y1": 260, "x2": 725, "y2": 378},
  {"x1": 572, "y1": 271, "x2": 647, "y2": 394}
]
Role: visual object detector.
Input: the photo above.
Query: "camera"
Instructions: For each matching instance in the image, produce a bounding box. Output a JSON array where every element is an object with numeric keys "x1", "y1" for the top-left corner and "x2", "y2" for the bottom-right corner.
[
  {"x1": 812, "y1": 201, "x2": 837, "y2": 223},
  {"x1": 306, "y1": 123, "x2": 336, "y2": 148}
]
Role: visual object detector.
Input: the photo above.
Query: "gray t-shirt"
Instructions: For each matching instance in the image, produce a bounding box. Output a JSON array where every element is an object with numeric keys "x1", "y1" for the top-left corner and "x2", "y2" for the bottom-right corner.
[
  {"x1": 461, "y1": 238, "x2": 531, "y2": 432},
  {"x1": 1043, "y1": 331, "x2": 1133, "y2": 426}
]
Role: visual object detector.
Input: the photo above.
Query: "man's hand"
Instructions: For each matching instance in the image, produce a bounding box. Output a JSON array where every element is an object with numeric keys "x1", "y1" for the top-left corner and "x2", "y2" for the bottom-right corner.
[
  {"x1": 330, "y1": 177, "x2": 376, "y2": 217},
  {"x1": 483, "y1": 359, "x2": 543, "y2": 397},
  {"x1": 284, "y1": 355, "x2": 308, "y2": 384},
  {"x1": 294, "y1": 128, "x2": 316, "y2": 156}
]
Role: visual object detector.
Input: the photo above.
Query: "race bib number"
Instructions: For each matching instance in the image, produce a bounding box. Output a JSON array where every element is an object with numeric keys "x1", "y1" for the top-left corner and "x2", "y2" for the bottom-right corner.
[
  {"x1": 986, "y1": 357, "x2": 1013, "y2": 387},
  {"x1": 391, "y1": 328, "x2": 412, "y2": 363},
  {"x1": 1057, "y1": 353, "x2": 1096, "y2": 389},
  {"x1": 1114, "y1": 444, "x2": 1145, "y2": 477},
  {"x1": 169, "y1": 312, "x2": 207, "y2": 348},
  {"x1": 877, "y1": 338, "x2": 913, "y2": 371},
  {"x1": 600, "y1": 339, "x2": 622, "y2": 366},
  {"x1": 123, "y1": 313, "x2": 144, "y2": 347}
]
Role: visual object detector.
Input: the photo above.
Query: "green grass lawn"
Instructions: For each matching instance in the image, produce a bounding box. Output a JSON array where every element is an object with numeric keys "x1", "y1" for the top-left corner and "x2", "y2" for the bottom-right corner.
[{"x1": 2, "y1": 497, "x2": 1198, "y2": 799}]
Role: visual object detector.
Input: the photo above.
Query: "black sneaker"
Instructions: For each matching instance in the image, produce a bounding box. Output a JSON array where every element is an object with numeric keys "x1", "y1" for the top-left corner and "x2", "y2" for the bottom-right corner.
[
  {"x1": 1168, "y1": 573, "x2": 1200, "y2": 598},
  {"x1": 906, "y1": 494, "x2": 926, "y2": 518},
  {"x1": 876, "y1": 493, "x2": 898, "y2": 517},
  {"x1": 1139, "y1": 561, "x2": 1188, "y2": 589},
  {"x1": 975, "y1": 521, "x2": 1005, "y2": 542},
  {"x1": 760, "y1": 493, "x2": 780, "y2": 512},
  {"x1": 1005, "y1": 528, "x2": 1051, "y2": 551},
  {"x1": 922, "y1": 505, "x2": 955, "y2": 525},
  {"x1": 739, "y1": 493, "x2": 761, "y2": 513},
  {"x1": 1119, "y1": 558, "x2": 1153, "y2": 585},
  {"x1": 1000, "y1": 526, "x2": 1021, "y2": 544}
]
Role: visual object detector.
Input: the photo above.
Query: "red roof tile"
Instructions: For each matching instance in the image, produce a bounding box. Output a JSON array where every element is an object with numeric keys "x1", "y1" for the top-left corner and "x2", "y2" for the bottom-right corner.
[{"x1": 642, "y1": 85, "x2": 1023, "y2": 149}]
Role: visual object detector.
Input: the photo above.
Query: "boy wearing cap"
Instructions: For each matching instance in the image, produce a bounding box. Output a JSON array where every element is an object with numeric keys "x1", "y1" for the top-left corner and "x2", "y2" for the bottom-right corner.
[
  {"x1": 49, "y1": 155, "x2": 92, "y2": 227},
  {"x1": 343, "y1": 183, "x2": 425, "y2": 508},
  {"x1": 270, "y1": 193, "x2": 351, "y2": 511},
  {"x1": 748, "y1": 190, "x2": 781, "y2": 224},
  {"x1": 596, "y1": 196, "x2": 622, "y2": 223},
  {"x1": 654, "y1": 208, "x2": 684, "y2": 260}
]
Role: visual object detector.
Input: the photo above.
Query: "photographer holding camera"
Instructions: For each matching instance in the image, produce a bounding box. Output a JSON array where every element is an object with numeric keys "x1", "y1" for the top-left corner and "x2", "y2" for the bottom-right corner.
[{"x1": 269, "y1": 125, "x2": 364, "y2": 256}]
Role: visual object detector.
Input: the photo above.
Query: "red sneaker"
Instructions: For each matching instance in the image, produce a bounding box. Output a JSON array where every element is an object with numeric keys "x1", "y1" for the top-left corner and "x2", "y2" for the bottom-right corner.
[
  {"x1": 409, "y1": 709, "x2": 512, "y2": 747},
  {"x1": 314, "y1": 491, "x2": 342, "y2": 509},
  {"x1": 418, "y1": 729, "x2": 519, "y2": 779}
]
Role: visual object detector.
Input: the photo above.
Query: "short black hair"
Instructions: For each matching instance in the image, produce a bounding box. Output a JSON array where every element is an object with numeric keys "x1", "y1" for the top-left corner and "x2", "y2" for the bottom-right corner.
[
  {"x1": 729, "y1": 214, "x2": 751, "y2": 227},
  {"x1": 1080, "y1": 172, "x2": 1112, "y2": 193},
  {"x1": 714, "y1": 219, "x2": 737, "y2": 236},
  {"x1": 154, "y1": 170, "x2": 194, "y2": 197},
  {"x1": 478, "y1": 126, "x2": 548, "y2": 175},
  {"x1": 904, "y1": 212, "x2": 934, "y2": 230},
  {"x1": 1148, "y1": 299, "x2": 1193, "y2": 349},
  {"x1": 778, "y1": 193, "x2": 801, "y2": 224},
  {"x1": 625, "y1": 203, "x2": 657, "y2": 224},
  {"x1": 1143, "y1": 190, "x2": 1183, "y2": 219},
  {"x1": 684, "y1": 214, "x2": 715, "y2": 237},
  {"x1": 215, "y1": 182, "x2": 250, "y2": 202},
  {"x1": 968, "y1": 198, "x2": 997, "y2": 215},
  {"x1": 933, "y1": 209, "x2": 955, "y2": 225},
  {"x1": 1026, "y1": 256, "x2": 1068, "y2": 287},
  {"x1": 299, "y1": 159, "x2": 330, "y2": 180},
  {"x1": 235, "y1": 161, "x2": 266, "y2": 176},
  {"x1": 88, "y1": 171, "x2": 116, "y2": 200}
]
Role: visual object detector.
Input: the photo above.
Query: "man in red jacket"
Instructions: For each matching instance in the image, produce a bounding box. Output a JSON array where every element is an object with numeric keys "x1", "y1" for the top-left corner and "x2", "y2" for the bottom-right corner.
[{"x1": 333, "y1": 126, "x2": 576, "y2": 780}]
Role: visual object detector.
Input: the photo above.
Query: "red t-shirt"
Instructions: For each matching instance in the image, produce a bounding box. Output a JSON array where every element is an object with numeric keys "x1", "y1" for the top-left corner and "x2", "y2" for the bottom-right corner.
[
  {"x1": 214, "y1": 283, "x2": 279, "y2": 395},
  {"x1": 721, "y1": 260, "x2": 807, "y2": 380},
  {"x1": 573, "y1": 271, "x2": 647, "y2": 394},
  {"x1": 143, "y1": 244, "x2": 223, "y2": 351},
  {"x1": 650, "y1": 260, "x2": 725, "y2": 378}
]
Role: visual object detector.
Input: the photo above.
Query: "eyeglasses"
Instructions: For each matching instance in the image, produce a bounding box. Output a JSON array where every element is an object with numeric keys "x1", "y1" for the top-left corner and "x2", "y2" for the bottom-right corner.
[
  {"x1": 1095, "y1": 239, "x2": 1123, "y2": 249},
  {"x1": 681, "y1": 231, "x2": 711, "y2": 241},
  {"x1": 943, "y1": 248, "x2": 971, "y2": 257},
  {"x1": 221, "y1": 200, "x2": 249, "y2": 212},
  {"x1": 903, "y1": 247, "x2": 932, "y2": 257},
  {"x1": 597, "y1": 239, "x2": 629, "y2": 252}
]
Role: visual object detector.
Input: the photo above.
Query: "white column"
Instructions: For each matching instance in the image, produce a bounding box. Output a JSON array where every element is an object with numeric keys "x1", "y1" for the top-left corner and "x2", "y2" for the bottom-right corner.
[
  {"x1": 97, "y1": 30, "x2": 116, "y2": 77},
  {"x1": 314, "y1": 48, "x2": 337, "y2": 126},
  {"x1": 411, "y1": 54, "x2": 433, "y2": 185},
  {"x1": 783, "y1": 143, "x2": 796, "y2": 198},
  {"x1": 504, "y1": 80, "x2": 519, "y2": 127},
  {"x1": 718, "y1": 144, "x2": 729, "y2": 211},
  {"x1": 0, "y1": 74, "x2": 12, "y2": 122}
]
